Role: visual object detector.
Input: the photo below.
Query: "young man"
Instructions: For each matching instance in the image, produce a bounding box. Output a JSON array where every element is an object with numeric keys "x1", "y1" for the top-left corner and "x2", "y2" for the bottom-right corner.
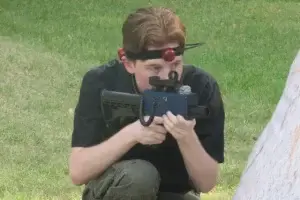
[{"x1": 69, "y1": 6, "x2": 225, "y2": 200}]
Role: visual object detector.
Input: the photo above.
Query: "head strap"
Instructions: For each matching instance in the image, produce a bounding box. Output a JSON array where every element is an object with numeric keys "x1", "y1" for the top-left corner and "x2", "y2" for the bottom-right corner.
[
  {"x1": 125, "y1": 46, "x2": 184, "y2": 62},
  {"x1": 119, "y1": 42, "x2": 205, "y2": 62}
]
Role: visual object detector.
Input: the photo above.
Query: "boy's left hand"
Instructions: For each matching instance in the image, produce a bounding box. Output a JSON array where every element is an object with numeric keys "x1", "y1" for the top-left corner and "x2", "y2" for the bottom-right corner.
[{"x1": 162, "y1": 111, "x2": 196, "y2": 141}]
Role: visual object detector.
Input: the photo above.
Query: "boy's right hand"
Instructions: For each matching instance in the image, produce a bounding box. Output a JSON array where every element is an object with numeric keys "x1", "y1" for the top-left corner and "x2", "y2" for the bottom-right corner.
[{"x1": 126, "y1": 116, "x2": 167, "y2": 145}]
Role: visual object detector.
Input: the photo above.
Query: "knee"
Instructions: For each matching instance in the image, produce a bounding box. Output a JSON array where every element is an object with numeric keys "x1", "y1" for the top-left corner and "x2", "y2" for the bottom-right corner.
[
  {"x1": 115, "y1": 159, "x2": 161, "y2": 194},
  {"x1": 82, "y1": 159, "x2": 160, "y2": 200}
]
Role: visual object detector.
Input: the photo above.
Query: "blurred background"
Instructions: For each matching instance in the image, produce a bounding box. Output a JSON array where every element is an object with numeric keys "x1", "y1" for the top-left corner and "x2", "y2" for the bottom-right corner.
[{"x1": 0, "y1": 0, "x2": 299, "y2": 199}]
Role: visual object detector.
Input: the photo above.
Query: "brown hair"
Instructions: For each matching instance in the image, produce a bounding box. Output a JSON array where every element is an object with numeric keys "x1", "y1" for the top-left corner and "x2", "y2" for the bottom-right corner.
[{"x1": 122, "y1": 7, "x2": 186, "y2": 55}]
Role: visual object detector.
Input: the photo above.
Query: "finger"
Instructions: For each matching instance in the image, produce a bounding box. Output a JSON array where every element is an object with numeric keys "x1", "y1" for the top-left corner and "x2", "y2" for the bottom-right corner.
[
  {"x1": 154, "y1": 133, "x2": 166, "y2": 141},
  {"x1": 163, "y1": 118, "x2": 172, "y2": 133},
  {"x1": 176, "y1": 115, "x2": 186, "y2": 123},
  {"x1": 166, "y1": 111, "x2": 177, "y2": 124},
  {"x1": 163, "y1": 122, "x2": 181, "y2": 139},
  {"x1": 192, "y1": 118, "x2": 196, "y2": 125},
  {"x1": 163, "y1": 114, "x2": 174, "y2": 130},
  {"x1": 178, "y1": 115, "x2": 196, "y2": 124},
  {"x1": 153, "y1": 116, "x2": 164, "y2": 125},
  {"x1": 177, "y1": 115, "x2": 197, "y2": 128},
  {"x1": 150, "y1": 131, "x2": 166, "y2": 142},
  {"x1": 176, "y1": 115, "x2": 189, "y2": 126},
  {"x1": 150, "y1": 124, "x2": 167, "y2": 134}
]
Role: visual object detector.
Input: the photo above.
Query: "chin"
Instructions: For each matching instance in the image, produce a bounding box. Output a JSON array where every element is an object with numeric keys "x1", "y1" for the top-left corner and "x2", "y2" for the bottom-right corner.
[{"x1": 141, "y1": 87, "x2": 151, "y2": 92}]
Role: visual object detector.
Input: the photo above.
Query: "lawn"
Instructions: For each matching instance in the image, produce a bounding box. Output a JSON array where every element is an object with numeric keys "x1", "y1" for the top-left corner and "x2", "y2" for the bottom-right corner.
[{"x1": 0, "y1": 0, "x2": 299, "y2": 199}]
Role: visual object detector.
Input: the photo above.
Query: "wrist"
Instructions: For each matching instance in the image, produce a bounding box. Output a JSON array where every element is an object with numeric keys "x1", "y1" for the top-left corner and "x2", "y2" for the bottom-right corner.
[
  {"x1": 118, "y1": 126, "x2": 139, "y2": 146},
  {"x1": 177, "y1": 130, "x2": 199, "y2": 148}
]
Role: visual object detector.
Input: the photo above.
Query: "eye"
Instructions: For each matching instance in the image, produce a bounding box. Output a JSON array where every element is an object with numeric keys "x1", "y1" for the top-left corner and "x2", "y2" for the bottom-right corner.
[
  {"x1": 174, "y1": 61, "x2": 181, "y2": 67},
  {"x1": 153, "y1": 66, "x2": 162, "y2": 71}
]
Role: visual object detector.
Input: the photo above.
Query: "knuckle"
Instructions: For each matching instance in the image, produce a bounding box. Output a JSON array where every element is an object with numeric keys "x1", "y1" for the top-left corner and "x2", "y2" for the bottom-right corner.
[
  {"x1": 158, "y1": 134, "x2": 163, "y2": 139},
  {"x1": 154, "y1": 116, "x2": 162, "y2": 122},
  {"x1": 169, "y1": 123, "x2": 174, "y2": 129},
  {"x1": 159, "y1": 127, "x2": 165, "y2": 133}
]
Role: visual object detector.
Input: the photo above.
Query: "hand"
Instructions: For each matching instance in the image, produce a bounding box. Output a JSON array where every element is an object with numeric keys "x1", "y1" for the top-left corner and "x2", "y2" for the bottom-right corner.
[
  {"x1": 162, "y1": 111, "x2": 196, "y2": 141},
  {"x1": 127, "y1": 116, "x2": 167, "y2": 145}
]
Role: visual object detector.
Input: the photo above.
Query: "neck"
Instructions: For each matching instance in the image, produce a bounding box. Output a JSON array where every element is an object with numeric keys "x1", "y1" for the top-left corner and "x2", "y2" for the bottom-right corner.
[{"x1": 131, "y1": 74, "x2": 141, "y2": 94}]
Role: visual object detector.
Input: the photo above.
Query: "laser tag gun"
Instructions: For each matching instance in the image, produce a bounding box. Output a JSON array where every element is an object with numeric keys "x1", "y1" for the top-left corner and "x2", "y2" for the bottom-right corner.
[
  {"x1": 100, "y1": 70, "x2": 211, "y2": 127},
  {"x1": 100, "y1": 42, "x2": 210, "y2": 126}
]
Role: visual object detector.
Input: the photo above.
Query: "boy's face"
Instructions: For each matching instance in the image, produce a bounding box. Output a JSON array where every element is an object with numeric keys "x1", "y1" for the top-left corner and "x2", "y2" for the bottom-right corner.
[{"x1": 124, "y1": 42, "x2": 184, "y2": 92}]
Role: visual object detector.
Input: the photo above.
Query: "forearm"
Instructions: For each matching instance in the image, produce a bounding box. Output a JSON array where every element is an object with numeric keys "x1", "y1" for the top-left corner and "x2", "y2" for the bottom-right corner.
[
  {"x1": 70, "y1": 127, "x2": 137, "y2": 185},
  {"x1": 177, "y1": 131, "x2": 219, "y2": 193}
]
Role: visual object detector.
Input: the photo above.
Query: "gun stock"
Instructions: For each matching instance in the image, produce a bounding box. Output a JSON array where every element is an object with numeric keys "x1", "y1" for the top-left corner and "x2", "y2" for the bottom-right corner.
[{"x1": 101, "y1": 89, "x2": 141, "y2": 119}]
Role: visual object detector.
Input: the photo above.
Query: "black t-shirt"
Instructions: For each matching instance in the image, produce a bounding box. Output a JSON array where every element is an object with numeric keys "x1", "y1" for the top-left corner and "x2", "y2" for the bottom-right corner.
[{"x1": 71, "y1": 59, "x2": 225, "y2": 193}]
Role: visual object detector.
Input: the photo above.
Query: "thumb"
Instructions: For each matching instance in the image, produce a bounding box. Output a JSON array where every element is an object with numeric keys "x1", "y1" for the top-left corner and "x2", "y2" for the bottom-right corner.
[{"x1": 153, "y1": 116, "x2": 164, "y2": 125}]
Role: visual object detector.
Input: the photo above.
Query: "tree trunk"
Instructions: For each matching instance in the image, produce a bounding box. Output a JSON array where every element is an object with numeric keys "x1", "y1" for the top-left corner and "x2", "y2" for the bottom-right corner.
[{"x1": 233, "y1": 50, "x2": 300, "y2": 200}]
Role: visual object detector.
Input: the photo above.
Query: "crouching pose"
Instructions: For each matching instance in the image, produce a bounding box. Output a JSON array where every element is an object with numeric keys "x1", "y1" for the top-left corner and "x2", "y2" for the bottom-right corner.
[{"x1": 69, "y1": 6, "x2": 225, "y2": 200}]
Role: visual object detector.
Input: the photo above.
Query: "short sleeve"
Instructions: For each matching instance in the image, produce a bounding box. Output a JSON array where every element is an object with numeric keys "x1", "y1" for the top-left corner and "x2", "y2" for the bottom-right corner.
[
  {"x1": 194, "y1": 79, "x2": 225, "y2": 163},
  {"x1": 71, "y1": 69, "x2": 107, "y2": 147}
]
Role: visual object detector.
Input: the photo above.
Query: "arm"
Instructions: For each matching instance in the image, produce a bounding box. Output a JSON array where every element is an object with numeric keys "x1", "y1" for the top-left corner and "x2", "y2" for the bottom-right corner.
[
  {"x1": 177, "y1": 130, "x2": 219, "y2": 193},
  {"x1": 178, "y1": 81, "x2": 225, "y2": 193},
  {"x1": 69, "y1": 126, "x2": 138, "y2": 185},
  {"x1": 68, "y1": 68, "x2": 137, "y2": 185}
]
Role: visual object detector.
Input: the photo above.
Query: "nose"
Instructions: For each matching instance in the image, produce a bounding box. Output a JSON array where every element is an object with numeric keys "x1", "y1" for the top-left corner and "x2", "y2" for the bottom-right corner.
[
  {"x1": 161, "y1": 73, "x2": 169, "y2": 80},
  {"x1": 160, "y1": 69, "x2": 172, "y2": 80}
]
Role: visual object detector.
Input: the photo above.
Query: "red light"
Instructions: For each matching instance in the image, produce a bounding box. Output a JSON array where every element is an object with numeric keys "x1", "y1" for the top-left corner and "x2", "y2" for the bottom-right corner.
[
  {"x1": 162, "y1": 48, "x2": 176, "y2": 62},
  {"x1": 118, "y1": 48, "x2": 125, "y2": 60}
]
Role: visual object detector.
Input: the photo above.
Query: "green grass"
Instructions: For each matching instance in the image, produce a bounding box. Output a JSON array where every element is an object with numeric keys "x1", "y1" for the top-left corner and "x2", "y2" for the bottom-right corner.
[{"x1": 0, "y1": 0, "x2": 299, "y2": 199}]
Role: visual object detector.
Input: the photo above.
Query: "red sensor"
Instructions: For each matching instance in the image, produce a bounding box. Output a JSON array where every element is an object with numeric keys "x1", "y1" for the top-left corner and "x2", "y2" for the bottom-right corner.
[
  {"x1": 118, "y1": 48, "x2": 125, "y2": 60},
  {"x1": 162, "y1": 48, "x2": 176, "y2": 62}
]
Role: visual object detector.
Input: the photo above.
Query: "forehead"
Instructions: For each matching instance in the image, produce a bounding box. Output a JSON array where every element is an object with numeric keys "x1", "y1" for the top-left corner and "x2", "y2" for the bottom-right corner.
[
  {"x1": 143, "y1": 56, "x2": 182, "y2": 67},
  {"x1": 143, "y1": 42, "x2": 183, "y2": 66}
]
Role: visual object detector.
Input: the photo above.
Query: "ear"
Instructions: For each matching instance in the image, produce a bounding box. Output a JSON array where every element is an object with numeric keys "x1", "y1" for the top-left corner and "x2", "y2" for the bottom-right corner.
[
  {"x1": 124, "y1": 60, "x2": 136, "y2": 74},
  {"x1": 122, "y1": 57, "x2": 136, "y2": 74},
  {"x1": 118, "y1": 48, "x2": 136, "y2": 74}
]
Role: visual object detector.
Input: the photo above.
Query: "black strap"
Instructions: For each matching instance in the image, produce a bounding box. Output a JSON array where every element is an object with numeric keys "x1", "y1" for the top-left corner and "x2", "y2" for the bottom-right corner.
[
  {"x1": 180, "y1": 64, "x2": 197, "y2": 86},
  {"x1": 101, "y1": 60, "x2": 139, "y2": 131}
]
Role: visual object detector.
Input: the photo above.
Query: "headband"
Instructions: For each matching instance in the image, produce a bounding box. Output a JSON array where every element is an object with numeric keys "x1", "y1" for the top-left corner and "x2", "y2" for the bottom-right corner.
[{"x1": 118, "y1": 42, "x2": 205, "y2": 62}]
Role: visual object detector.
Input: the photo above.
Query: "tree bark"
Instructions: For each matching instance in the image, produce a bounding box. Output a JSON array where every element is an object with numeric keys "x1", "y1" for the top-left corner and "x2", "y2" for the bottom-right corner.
[{"x1": 233, "y1": 50, "x2": 300, "y2": 200}]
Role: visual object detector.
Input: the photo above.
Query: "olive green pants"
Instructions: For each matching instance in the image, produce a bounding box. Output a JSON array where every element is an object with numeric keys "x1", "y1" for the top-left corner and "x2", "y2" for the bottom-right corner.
[{"x1": 82, "y1": 159, "x2": 200, "y2": 200}]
